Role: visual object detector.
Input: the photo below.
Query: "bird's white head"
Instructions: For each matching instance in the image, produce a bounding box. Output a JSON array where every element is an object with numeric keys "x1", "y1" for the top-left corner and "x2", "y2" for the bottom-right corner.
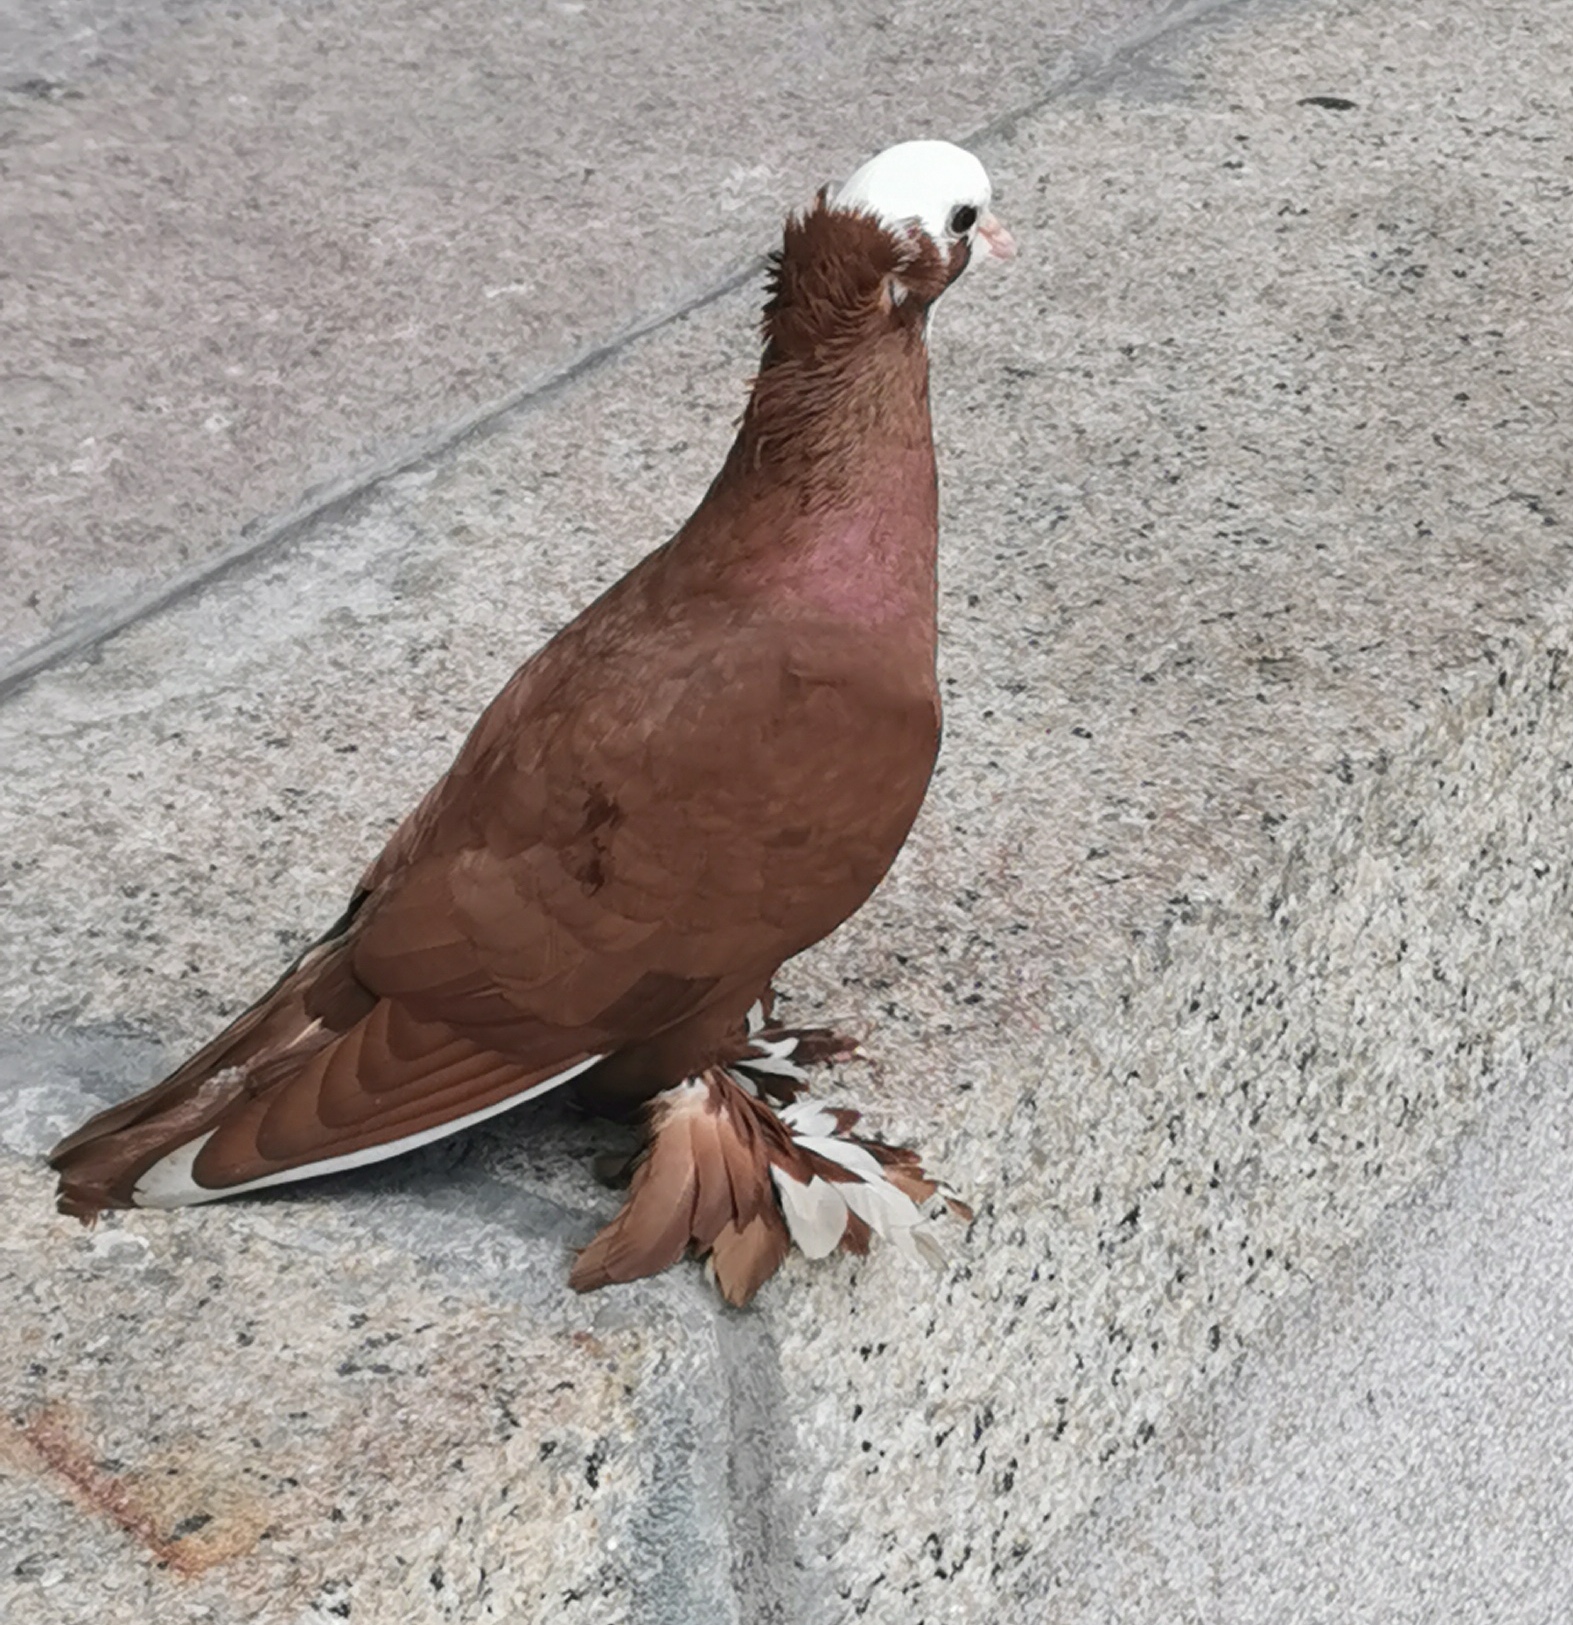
[{"x1": 832, "y1": 139, "x2": 1016, "y2": 265}]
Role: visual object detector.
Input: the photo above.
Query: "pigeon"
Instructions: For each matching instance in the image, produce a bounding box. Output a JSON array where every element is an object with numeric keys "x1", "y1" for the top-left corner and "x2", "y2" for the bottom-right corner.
[{"x1": 50, "y1": 139, "x2": 1014, "y2": 1304}]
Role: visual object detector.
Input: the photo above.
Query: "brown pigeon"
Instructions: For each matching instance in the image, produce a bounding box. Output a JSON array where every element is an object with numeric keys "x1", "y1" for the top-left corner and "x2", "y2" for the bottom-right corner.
[{"x1": 50, "y1": 139, "x2": 1014, "y2": 1304}]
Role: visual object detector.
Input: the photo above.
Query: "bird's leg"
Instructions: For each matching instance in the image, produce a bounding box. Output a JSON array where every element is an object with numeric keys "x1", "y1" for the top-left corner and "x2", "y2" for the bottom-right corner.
[
  {"x1": 591, "y1": 1149, "x2": 641, "y2": 1189},
  {"x1": 569, "y1": 1066, "x2": 971, "y2": 1306}
]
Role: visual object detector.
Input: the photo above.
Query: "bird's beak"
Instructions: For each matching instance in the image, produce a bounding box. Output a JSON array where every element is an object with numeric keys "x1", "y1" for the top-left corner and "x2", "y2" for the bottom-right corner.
[{"x1": 977, "y1": 212, "x2": 1017, "y2": 260}]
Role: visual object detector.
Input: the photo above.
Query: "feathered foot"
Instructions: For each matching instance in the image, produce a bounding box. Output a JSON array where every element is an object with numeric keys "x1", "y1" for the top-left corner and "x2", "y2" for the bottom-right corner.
[
  {"x1": 731, "y1": 996, "x2": 865, "y2": 1099},
  {"x1": 568, "y1": 1066, "x2": 971, "y2": 1307}
]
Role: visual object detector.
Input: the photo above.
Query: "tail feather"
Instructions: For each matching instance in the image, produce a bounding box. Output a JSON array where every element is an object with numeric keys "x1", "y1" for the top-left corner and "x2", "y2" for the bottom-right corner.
[
  {"x1": 49, "y1": 919, "x2": 373, "y2": 1165},
  {"x1": 49, "y1": 940, "x2": 366, "y2": 1216},
  {"x1": 48, "y1": 933, "x2": 598, "y2": 1218}
]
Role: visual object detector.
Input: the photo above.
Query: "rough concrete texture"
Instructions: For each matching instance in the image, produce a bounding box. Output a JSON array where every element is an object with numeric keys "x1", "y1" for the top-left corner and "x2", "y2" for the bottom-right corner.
[
  {"x1": 2, "y1": 0, "x2": 1572, "y2": 1619},
  {"x1": 1, "y1": 1033, "x2": 785, "y2": 1624},
  {"x1": 1039, "y1": 1046, "x2": 1573, "y2": 1621},
  {"x1": 0, "y1": 0, "x2": 1178, "y2": 678}
]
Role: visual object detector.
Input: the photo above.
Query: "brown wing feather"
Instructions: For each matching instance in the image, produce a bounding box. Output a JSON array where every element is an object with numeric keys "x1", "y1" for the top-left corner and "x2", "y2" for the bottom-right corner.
[
  {"x1": 357, "y1": 612, "x2": 936, "y2": 1029},
  {"x1": 49, "y1": 927, "x2": 371, "y2": 1167},
  {"x1": 194, "y1": 1010, "x2": 583, "y2": 1185}
]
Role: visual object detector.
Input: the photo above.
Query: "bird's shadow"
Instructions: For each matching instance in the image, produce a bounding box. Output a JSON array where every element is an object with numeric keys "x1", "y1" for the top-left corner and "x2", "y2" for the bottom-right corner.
[{"x1": 267, "y1": 1090, "x2": 637, "y2": 1243}]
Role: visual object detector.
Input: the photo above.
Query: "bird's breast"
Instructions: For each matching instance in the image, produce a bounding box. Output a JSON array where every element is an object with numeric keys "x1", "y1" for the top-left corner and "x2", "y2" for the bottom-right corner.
[{"x1": 779, "y1": 509, "x2": 935, "y2": 630}]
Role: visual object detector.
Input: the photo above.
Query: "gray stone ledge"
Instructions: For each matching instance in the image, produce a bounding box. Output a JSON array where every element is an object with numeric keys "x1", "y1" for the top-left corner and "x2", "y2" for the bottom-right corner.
[{"x1": 4, "y1": 0, "x2": 1572, "y2": 1616}]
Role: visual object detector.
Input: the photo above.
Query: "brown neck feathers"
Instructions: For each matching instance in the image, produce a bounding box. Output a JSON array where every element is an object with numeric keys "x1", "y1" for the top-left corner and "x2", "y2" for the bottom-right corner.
[{"x1": 728, "y1": 199, "x2": 962, "y2": 505}]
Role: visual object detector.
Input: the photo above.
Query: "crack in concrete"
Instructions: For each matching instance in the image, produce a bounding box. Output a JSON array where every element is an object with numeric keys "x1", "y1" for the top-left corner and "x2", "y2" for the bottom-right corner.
[
  {"x1": 0, "y1": 258, "x2": 763, "y2": 706},
  {"x1": 713, "y1": 1307, "x2": 804, "y2": 1625},
  {"x1": 313, "y1": 1115, "x2": 810, "y2": 1619},
  {"x1": 381, "y1": 1159, "x2": 796, "y2": 1621}
]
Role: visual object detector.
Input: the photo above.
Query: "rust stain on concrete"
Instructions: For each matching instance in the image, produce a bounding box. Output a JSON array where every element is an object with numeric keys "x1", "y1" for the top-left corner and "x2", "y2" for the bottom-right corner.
[{"x1": 4, "y1": 1403, "x2": 266, "y2": 1577}]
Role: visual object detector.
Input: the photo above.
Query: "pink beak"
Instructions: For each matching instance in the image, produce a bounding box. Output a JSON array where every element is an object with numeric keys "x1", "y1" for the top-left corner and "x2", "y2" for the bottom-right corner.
[{"x1": 978, "y1": 212, "x2": 1017, "y2": 260}]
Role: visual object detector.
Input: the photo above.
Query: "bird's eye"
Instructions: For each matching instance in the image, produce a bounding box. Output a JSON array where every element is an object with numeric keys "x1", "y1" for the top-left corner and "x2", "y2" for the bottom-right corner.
[{"x1": 948, "y1": 204, "x2": 979, "y2": 235}]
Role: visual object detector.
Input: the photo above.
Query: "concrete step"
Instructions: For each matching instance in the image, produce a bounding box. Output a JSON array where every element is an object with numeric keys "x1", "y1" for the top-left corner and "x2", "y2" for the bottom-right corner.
[{"x1": 2, "y1": 0, "x2": 1570, "y2": 1618}]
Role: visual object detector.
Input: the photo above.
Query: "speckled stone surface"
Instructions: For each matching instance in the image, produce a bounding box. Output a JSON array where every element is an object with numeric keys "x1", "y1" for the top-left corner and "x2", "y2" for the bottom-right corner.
[
  {"x1": 0, "y1": 1035, "x2": 781, "y2": 1624},
  {"x1": 3, "y1": 0, "x2": 1572, "y2": 1619},
  {"x1": 0, "y1": 0, "x2": 1178, "y2": 677},
  {"x1": 1035, "y1": 1044, "x2": 1573, "y2": 1621}
]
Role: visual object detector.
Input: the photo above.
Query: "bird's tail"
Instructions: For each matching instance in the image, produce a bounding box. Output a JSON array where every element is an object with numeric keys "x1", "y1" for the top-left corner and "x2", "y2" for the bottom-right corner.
[
  {"x1": 49, "y1": 937, "x2": 373, "y2": 1219},
  {"x1": 49, "y1": 932, "x2": 603, "y2": 1220}
]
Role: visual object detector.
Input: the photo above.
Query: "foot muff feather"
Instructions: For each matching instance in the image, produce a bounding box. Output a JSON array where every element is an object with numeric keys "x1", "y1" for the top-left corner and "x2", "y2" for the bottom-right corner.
[{"x1": 569, "y1": 1066, "x2": 970, "y2": 1306}]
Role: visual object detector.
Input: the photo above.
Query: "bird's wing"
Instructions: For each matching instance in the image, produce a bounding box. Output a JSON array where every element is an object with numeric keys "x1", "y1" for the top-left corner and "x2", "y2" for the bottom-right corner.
[{"x1": 346, "y1": 608, "x2": 940, "y2": 1046}]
